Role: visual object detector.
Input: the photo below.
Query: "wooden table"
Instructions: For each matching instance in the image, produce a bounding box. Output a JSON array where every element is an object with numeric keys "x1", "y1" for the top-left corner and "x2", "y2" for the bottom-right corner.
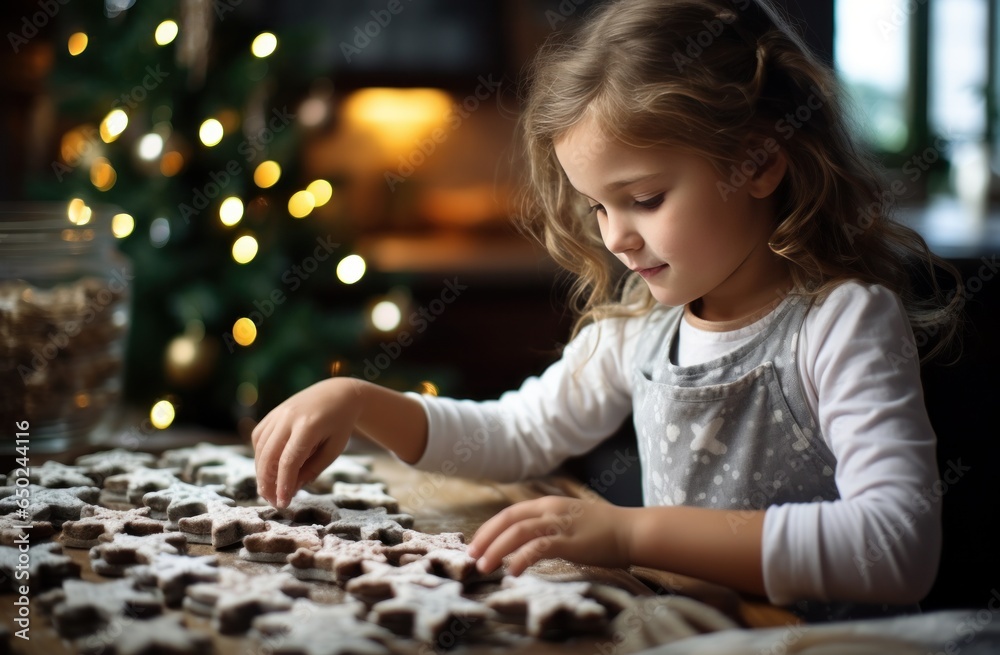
[{"x1": 1, "y1": 430, "x2": 799, "y2": 654}]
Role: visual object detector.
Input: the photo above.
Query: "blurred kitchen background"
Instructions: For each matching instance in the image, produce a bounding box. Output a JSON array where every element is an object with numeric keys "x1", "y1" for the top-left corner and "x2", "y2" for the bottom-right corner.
[{"x1": 0, "y1": 0, "x2": 997, "y2": 612}]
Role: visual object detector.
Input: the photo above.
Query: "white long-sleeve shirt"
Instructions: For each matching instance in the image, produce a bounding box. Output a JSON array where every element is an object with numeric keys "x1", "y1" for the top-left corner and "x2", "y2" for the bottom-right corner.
[{"x1": 404, "y1": 281, "x2": 941, "y2": 606}]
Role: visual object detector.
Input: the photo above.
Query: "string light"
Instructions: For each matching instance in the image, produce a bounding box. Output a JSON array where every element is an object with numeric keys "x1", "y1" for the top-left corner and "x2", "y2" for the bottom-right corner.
[
  {"x1": 232, "y1": 235, "x2": 259, "y2": 264},
  {"x1": 371, "y1": 300, "x2": 402, "y2": 332},
  {"x1": 287, "y1": 190, "x2": 315, "y2": 219},
  {"x1": 68, "y1": 32, "x2": 88, "y2": 56},
  {"x1": 154, "y1": 20, "x2": 178, "y2": 46},
  {"x1": 150, "y1": 217, "x2": 171, "y2": 247},
  {"x1": 138, "y1": 133, "x2": 164, "y2": 160},
  {"x1": 150, "y1": 399, "x2": 176, "y2": 429},
  {"x1": 232, "y1": 318, "x2": 257, "y2": 346},
  {"x1": 160, "y1": 151, "x2": 184, "y2": 176},
  {"x1": 253, "y1": 161, "x2": 281, "y2": 188},
  {"x1": 111, "y1": 213, "x2": 135, "y2": 238},
  {"x1": 90, "y1": 157, "x2": 117, "y2": 191},
  {"x1": 307, "y1": 180, "x2": 333, "y2": 206},
  {"x1": 418, "y1": 381, "x2": 439, "y2": 396},
  {"x1": 100, "y1": 109, "x2": 128, "y2": 143},
  {"x1": 67, "y1": 198, "x2": 92, "y2": 225},
  {"x1": 219, "y1": 197, "x2": 244, "y2": 226},
  {"x1": 251, "y1": 32, "x2": 277, "y2": 58},
  {"x1": 199, "y1": 118, "x2": 224, "y2": 147},
  {"x1": 336, "y1": 255, "x2": 366, "y2": 285}
]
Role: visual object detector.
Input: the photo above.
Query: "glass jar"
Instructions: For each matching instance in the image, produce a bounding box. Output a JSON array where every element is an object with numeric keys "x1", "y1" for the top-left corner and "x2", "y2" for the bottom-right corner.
[{"x1": 0, "y1": 203, "x2": 132, "y2": 454}]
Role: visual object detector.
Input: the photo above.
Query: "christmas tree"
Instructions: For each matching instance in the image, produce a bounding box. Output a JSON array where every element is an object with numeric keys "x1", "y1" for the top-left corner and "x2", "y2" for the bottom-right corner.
[{"x1": 27, "y1": 0, "x2": 430, "y2": 437}]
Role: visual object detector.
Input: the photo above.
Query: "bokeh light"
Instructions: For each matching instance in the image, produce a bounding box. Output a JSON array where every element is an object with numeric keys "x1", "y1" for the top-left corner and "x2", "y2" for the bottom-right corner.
[
  {"x1": 219, "y1": 197, "x2": 244, "y2": 226},
  {"x1": 111, "y1": 213, "x2": 135, "y2": 238},
  {"x1": 251, "y1": 32, "x2": 277, "y2": 58},
  {"x1": 150, "y1": 399, "x2": 176, "y2": 429},
  {"x1": 253, "y1": 161, "x2": 281, "y2": 188},
  {"x1": 199, "y1": 118, "x2": 224, "y2": 147},
  {"x1": 287, "y1": 190, "x2": 315, "y2": 219},
  {"x1": 100, "y1": 109, "x2": 128, "y2": 143},
  {"x1": 336, "y1": 255, "x2": 366, "y2": 285},
  {"x1": 307, "y1": 180, "x2": 333, "y2": 207},
  {"x1": 154, "y1": 20, "x2": 178, "y2": 46},
  {"x1": 232, "y1": 317, "x2": 257, "y2": 346},
  {"x1": 232, "y1": 235, "x2": 259, "y2": 264},
  {"x1": 371, "y1": 300, "x2": 402, "y2": 332},
  {"x1": 68, "y1": 32, "x2": 88, "y2": 56}
]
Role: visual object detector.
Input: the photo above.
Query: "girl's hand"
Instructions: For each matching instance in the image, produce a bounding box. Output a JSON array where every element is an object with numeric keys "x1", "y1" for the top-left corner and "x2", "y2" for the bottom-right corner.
[
  {"x1": 252, "y1": 377, "x2": 362, "y2": 508},
  {"x1": 467, "y1": 496, "x2": 632, "y2": 576}
]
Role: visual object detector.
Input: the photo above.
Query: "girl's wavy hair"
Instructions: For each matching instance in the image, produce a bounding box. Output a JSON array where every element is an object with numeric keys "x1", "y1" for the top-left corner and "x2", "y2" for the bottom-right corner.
[{"x1": 518, "y1": 0, "x2": 962, "y2": 362}]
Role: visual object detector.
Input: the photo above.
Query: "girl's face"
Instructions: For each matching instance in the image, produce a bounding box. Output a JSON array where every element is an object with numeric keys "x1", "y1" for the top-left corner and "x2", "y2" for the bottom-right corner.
[{"x1": 554, "y1": 117, "x2": 789, "y2": 321}]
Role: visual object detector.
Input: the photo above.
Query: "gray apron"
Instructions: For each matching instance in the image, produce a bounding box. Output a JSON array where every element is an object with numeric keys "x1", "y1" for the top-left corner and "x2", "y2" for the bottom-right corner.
[{"x1": 632, "y1": 294, "x2": 914, "y2": 621}]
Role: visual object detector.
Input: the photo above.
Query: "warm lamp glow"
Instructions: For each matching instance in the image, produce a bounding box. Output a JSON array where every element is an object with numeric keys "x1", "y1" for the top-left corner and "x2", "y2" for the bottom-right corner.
[
  {"x1": 251, "y1": 32, "x2": 277, "y2": 58},
  {"x1": 100, "y1": 109, "x2": 128, "y2": 143},
  {"x1": 68, "y1": 32, "x2": 88, "y2": 56},
  {"x1": 254, "y1": 161, "x2": 281, "y2": 188},
  {"x1": 342, "y1": 88, "x2": 452, "y2": 156},
  {"x1": 232, "y1": 235, "x2": 259, "y2": 264},
  {"x1": 154, "y1": 20, "x2": 178, "y2": 46}
]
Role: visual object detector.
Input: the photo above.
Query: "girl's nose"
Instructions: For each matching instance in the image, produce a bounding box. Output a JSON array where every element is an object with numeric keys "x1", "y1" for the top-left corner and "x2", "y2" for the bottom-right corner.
[{"x1": 601, "y1": 210, "x2": 642, "y2": 254}]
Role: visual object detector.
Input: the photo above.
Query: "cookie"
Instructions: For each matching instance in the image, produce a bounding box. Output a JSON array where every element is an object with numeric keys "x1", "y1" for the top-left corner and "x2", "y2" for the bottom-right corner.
[
  {"x1": 89, "y1": 532, "x2": 188, "y2": 577},
  {"x1": 323, "y1": 507, "x2": 414, "y2": 544},
  {"x1": 0, "y1": 512, "x2": 55, "y2": 545},
  {"x1": 76, "y1": 613, "x2": 212, "y2": 655},
  {"x1": 382, "y1": 529, "x2": 465, "y2": 562},
  {"x1": 239, "y1": 522, "x2": 324, "y2": 563},
  {"x1": 369, "y1": 581, "x2": 494, "y2": 644},
  {"x1": 251, "y1": 598, "x2": 394, "y2": 655},
  {"x1": 74, "y1": 449, "x2": 157, "y2": 484},
  {"x1": 283, "y1": 534, "x2": 388, "y2": 583},
  {"x1": 194, "y1": 456, "x2": 258, "y2": 501},
  {"x1": 330, "y1": 482, "x2": 399, "y2": 513},
  {"x1": 401, "y1": 547, "x2": 494, "y2": 583},
  {"x1": 176, "y1": 501, "x2": 277, "y2": 548},
  {"x1": 345, "y1": 560, "x2": 461, "y2": 605},
  {"x1": 304, "y1": 454, "x2": 377, "y2": 492},
  {"x1": 183, "y1": 567, "x2": 312, "y2": 634},
  {"x1": 141, "y1": 481, "x2": 235, "y2": 528},
  {"x1": 484, "y1": 574, "x2": 610, "y2": 637},
  {"x1": 13, "y1": 460, "x2": 96, "y2": 488},
  {"x1": 158, "y1": 442, "x2": 251, "y2": 481},
  {"x1": 61, "y1": 505, "x2": 165, "y2": 548},
  {"x1": 102, "y1": 467, "x2": 182, "y2": 506},
  {"x1": 38, "y1": 578, "x2": 163, "y2": 639},
  {"x1": 0, "y1": 484, "x2": 100, "y2": 527},
  {"x1": 278, "y1": 491, "x2": 344, "y2": 525},
  {"x1": 126, "y1": 553, "x2": 220, "y2": 606},
  {"x1": 0, "y1": 541, "x2": 80, "y2": 592}
]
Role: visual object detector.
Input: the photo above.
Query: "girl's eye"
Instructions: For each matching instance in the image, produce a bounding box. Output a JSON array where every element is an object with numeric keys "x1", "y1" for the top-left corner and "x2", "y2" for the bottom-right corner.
[
  {"x1": 636, "y1": 193, "x2": 665, "y2": 210},
  {"x1": 587, "y1": 203, "x2": 606, "y2": 215}
]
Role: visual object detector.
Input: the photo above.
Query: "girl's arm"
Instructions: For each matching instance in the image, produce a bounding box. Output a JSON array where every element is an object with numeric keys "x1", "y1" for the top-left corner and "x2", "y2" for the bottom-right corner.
[
  {"x1": 253, "y1": 378, "x2": 427, "y2": 507},
  {"x1": 468, "y1": 497, "x2": 767, "y2": 596}
]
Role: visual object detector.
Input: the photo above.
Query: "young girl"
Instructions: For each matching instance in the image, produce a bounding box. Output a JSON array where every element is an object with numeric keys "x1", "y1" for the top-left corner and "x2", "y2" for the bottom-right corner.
[{"x1": 253, "y1": 0, "x2": 961, "y2": 620}]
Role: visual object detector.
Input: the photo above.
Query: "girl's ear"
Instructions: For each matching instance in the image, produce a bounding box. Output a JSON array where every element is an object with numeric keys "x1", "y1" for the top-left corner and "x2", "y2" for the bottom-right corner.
[{"x1": 747, "y1": 142, "x2": 788, "y2": 200}]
